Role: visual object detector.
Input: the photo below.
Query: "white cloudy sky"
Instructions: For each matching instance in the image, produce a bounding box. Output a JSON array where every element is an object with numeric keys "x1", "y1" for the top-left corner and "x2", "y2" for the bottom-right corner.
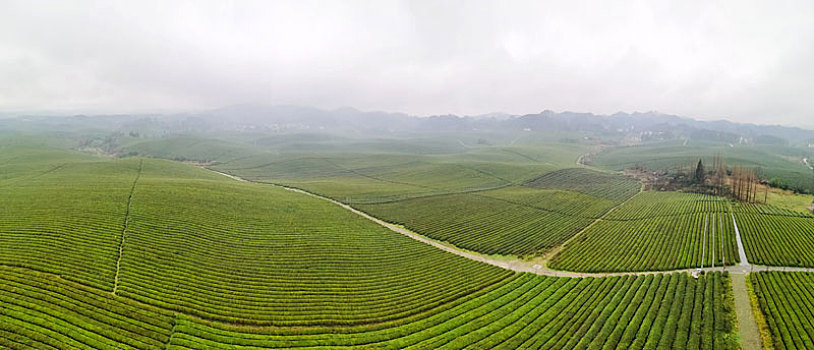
[{"x1": 1, "y1": 0, "x2": 813, "y2": 127}]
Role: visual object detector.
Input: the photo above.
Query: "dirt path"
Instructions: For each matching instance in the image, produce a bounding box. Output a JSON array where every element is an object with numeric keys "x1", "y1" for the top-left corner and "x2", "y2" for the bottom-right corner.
[
  {"x1": 208, "y1": 168, "x2": 814, "y2": 278},
  {"x1": 732, "y1": 273, "x2": 762, "y2": 350},
  {"x1": 207, "y1": 168, "x2": 814, "y2": 275},
  {"x1": 212, "y1": 170, "x2": 247, "y2": 182},
  {"x1": 728, "y1": 209, "x2": 764, "y2": 350}
]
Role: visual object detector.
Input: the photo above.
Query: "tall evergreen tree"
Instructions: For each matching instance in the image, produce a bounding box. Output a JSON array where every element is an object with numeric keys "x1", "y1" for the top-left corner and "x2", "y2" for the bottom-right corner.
[{"x1": 695, "y1": 159, "x2": 705, "y2": 184}]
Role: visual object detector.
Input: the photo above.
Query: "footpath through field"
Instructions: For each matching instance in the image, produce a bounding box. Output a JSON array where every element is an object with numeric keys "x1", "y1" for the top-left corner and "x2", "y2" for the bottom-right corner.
[
  {"x1": 731, "y1": 273, "x2": 762, "y2": 350},
  {"x1": 206, "y1": 168, "x2": 814, "y2": 276}
]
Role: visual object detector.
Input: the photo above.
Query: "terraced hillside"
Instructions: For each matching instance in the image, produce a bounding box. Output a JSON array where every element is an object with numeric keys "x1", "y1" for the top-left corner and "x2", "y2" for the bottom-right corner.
[
  {"x1": 220, "y1": 155, "x2": 516, "y2": 204},
  {"x1": 115, "y1": 138, "x2": 640, "y2": 259},
  {"x1": 192, "y1": 146, "x2": 606, "y2": 264},
  {"x1": 551, "y1": 192, "x2": 739, "y2": 272},
  {"x1": 340, "y1": 166, "x2": 640, "y2": 257}
]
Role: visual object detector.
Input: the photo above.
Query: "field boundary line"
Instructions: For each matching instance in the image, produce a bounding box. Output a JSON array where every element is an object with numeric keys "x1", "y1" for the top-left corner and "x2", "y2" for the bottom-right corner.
[
  {"x1": 352, "y1": 183, "x2": 513, "y2": 205},
  {"x1": 163, "y1": 314, "x2": 179, "y2": 350},
  {"x1": 502, "y1": 148, "x2": 541, "y2": 163},
  {"x1": 112, "y1": 159, "x2": 143, "y2": 295},
  {"x1": 322, "y1": 158, "x2": 437, "y2": 190},
  {"x1": 469, "y1": 192, "x2": 603, "y2": 220}
]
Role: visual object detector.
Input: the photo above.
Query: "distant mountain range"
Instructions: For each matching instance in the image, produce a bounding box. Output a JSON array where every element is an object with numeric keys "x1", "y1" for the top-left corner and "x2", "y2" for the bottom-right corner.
[
  {"x1": 3, "y1": 104, "x2": 813, "y2": 145},
  {"x1": 197, "y1": 105, "x2": 814, "y2": 144}
]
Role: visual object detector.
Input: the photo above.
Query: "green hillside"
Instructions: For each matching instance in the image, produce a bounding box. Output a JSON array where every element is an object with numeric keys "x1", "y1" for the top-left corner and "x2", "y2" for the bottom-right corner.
[{"x1": 0, "y1": 144, "x2": 740, "y2": 349}]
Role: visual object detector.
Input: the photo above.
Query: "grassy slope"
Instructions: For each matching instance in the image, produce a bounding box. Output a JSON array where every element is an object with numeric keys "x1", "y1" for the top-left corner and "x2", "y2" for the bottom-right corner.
[
  {"x1": 122, "y1": 136, "x2": 264, "y2": 162},
  {"x1": 765, "y1": 187, "x2": 814, "y2": 214}
]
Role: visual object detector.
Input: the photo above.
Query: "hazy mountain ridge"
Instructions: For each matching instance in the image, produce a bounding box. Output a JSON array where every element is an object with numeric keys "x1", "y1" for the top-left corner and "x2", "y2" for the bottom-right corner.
[{"x1": 2, "y1": 105, "x2": 812, "y2": 144}]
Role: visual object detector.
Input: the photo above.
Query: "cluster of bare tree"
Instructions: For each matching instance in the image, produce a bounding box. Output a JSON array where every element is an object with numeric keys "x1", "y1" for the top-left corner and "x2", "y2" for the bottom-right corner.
[
  {"x1": 730, "y1": 166, "x2": 766, "y2": 203},
  {"x1": 696, "y1": 155, "x2": 767, "y2": 203}
]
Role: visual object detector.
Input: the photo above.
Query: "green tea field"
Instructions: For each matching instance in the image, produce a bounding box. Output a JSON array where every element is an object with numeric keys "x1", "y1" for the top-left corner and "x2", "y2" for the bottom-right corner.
[{"x1": 2, "y1": 132, "x2": 814, "y2": 350}]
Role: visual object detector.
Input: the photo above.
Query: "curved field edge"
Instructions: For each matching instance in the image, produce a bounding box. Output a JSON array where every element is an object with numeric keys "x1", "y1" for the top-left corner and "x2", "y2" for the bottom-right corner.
[{"x1": 0, "y1": 265, "x2": 738, "y2": 350}]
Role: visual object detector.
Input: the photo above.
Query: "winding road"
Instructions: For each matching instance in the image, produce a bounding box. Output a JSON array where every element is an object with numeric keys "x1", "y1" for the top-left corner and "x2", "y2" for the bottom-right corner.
[{"x1": 206, "y1": 168, "x2": 814, "y2": 276}]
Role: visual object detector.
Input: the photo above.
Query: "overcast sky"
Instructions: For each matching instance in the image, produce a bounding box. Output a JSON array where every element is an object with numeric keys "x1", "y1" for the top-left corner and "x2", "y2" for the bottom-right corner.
[{"x1": 1, "y1": 1, "x2": 813, "y2": 127}]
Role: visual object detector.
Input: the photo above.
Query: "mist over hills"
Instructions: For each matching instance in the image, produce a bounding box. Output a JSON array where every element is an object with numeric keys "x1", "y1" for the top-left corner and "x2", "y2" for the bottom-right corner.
[{"x1": 2, "y1": 104, "x2": 813, "y2": 145}]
